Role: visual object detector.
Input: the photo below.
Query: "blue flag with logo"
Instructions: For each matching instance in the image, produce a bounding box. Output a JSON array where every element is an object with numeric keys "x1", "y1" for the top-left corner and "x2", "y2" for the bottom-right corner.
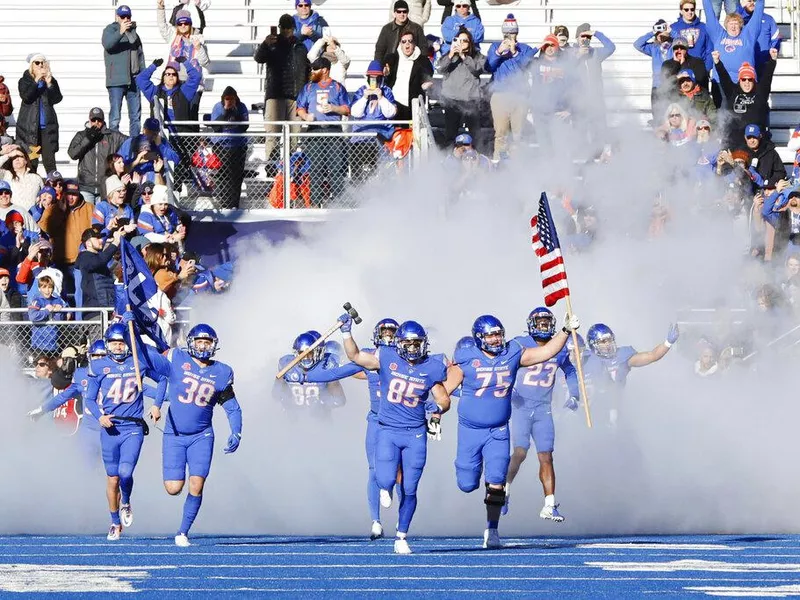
[{"x1": 119, "y1": 238, "x2": 170, "y2": 352}]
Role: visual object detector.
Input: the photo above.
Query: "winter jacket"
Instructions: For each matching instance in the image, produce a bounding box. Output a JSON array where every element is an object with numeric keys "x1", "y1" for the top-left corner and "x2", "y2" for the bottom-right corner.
[
  {"x1": 389, "y1": 0, "x2": 432, "y2": 25},
  {"x1": 633, "y1": 32, "x2": 674, "y2": 88},
  {"x1": 0, "y1": 287, "x2": 24, "y2": 318},
  {"x1": 92, "y1": 201, "x2": 135, "y2": 236},
  {"x1": 678, "y1": 85, "x2": 717, "y2": 124},
  {"x1": 571, "y1": 32, "x2": 616, "y2": 115},
  {"x1": 27, "y1": 293, "x2": 68, "y2": 352},
  {"x1": 441, "y1": 13, "x2": 485, "y2": 54},
  {"x1": 157, "y1": 6, "x2": 210, "y2": 86},
  {"x1": 307, "y1": 38, "x2": 351, "y2": 84},
  {"x1": 485, "y1": 41, "x2": 537, "y2": 92},
  {"x1": 385, "y1": 48, "x2": 435, "y2": 109},
  {"x1": 717, "y1": 57, "x2": 775, "y2": 149},
  {"x1": 294, "y1": 10, "x2": 329, "y2": 52},
  {"x1": 16, "y1": 72, "x2": 62, "y2": 152},
  {"x1": 669, "y1": 15, "x2": 713, "y2": 71},
  {"x1": 375, "y1": 20, "x2": 428, "y2": 62},
  {"x1": 209, "y1": 100, "x2": 250, "y2": 148},
  {"x1": 660, "y1": 55, "x2": 710, "y2": 98},
  {"x1": 350, "y1": 84, "x2": 398, "y2": 141},
  {"x1": 437, "y1": 0, "x2": 481, "y2": 24},
  {"x1": 737, "y1": 4, "x2": 781, "y2": 71},
  {"x1": 749, "y1": 139, "x2": 787, "y2": 189},
  {"x1": 40, "y1": 200, "x2": 93, "y2": 265},
  {"x1": 254, "y1": 35, "x2": 310, "y2": 101},
  {"x1": 0, "y1": 76, "x2": 13, "y2": 118},
  {"x1": 436, "y1": 50, "x2": 486, "y2": 104},
  {"x1": 101, "y1": 21, "x2": 146, "y2": 88},
  {"x1": 67, "y1": 127, "x2": 127, "y2": 196},
  {"x1": 76, "y1": 242, "x2": 119, "y2": 313},
  {"x1": 137, "y1": 61, "x2": 201, "y2": 132},
  {"x1": 702, "y1": 0, "x2": 764, "y2": 81}
]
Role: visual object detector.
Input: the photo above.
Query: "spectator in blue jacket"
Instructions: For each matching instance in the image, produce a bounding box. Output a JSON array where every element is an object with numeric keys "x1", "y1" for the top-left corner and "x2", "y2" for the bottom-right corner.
[
  {"x1": 441, "y1": 0, "x2": 484, "y2": 55},
  {"x1": 736, "y1": 0, "x2": 781, "y2": 73},
  {"x1": 137, "y1": 185, "x2": 183, "y2": 243},
  {"x1": 702, "y1": 0, "x2": 764, "y2": 106},
  {"x1": 209, "y1": 86, "x2": 250, "y2": 208},
  {"x1": 350, "y1": 61, "x2": 398, "y2": 183},
  {"x1": 485, "y1": 14, "x2": 536, "y2": 160},
  {"x1": 92, "y1": 176, "x2": 135, "y2": 237},
  {"x1": 118, "y1": 118, "x2": 179, "y2": 183},
  {"x1": 27, "y1": 275, "x2": 68, "y2": 355},
  {"x1": 634, "y1": 20, "x2": 677, "y2": 119},
  {"x1": 670, "y1": 1, "x2": 713, "y2": 72},
  {"x1": 294, "y1": 0, "x2": 329, "y2": 52}
]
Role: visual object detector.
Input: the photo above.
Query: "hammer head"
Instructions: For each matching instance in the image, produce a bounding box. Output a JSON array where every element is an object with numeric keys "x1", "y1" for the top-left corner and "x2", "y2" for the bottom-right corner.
[{"x1": 343, "y1": 302, "x2": 362, "y2": 325}]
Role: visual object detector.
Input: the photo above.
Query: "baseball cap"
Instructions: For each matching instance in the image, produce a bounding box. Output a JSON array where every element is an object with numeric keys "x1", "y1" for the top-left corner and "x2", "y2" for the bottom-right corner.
[
  {"x1": 140, "y1": 180, "x2": 156, "y2": 194},
  {"x1": 81, "y1": 227, "x2": 104, "y2": 243},
  {"x1": 89, "y1": 107, "x2": 105, "y2": 121},
  {"x1": 554, "y1": 25, "x2": 569, "y2": 38},
  {"x1": 116, "y1": 5, "x2": 132, "y2": 17},
  {"x1": 63, "y1": 179, "x2": 81, "y2": 197},
  {"x1": 175, "y1": 10, "x2": 192, "y2": 25},
  {"x1": 143, "y1": 117, "x2": 161, "y2": 132},
  {"x1": 0, "y1": 180, "x2": 11, "y2": 194},
  {"x1": 394, "y1": 0, "x2": 410, "y2": 11},
  {"x1": 745, "y1": 124, "x2": 762, "y2": 138},
  {"x1": 46, "y1": 170, "x2": 63, "y2": 183},
  {"x1": 696, "y1": 119, "x2": 711, "y2": 129},
  {"x1": 455, "y1": 133, "x2": 473, "y2": 146},
  {"x1": 676, "y1": 68, "x2": 696, "y2": 82},
  {"x1": 541, "y1": 34, "x2": 559, "y2": 49},
  {"x1": 0, "y1": 268, "x2": 10, "y2": 279},
  {"x1": 310, "y1": 56, "x2": 331, "y2": 71}
]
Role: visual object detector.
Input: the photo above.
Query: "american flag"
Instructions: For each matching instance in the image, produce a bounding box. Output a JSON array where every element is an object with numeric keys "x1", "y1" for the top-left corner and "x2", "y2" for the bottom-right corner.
[{"x1": 530, "y1": 192, "x2": 570, "y2": 307}]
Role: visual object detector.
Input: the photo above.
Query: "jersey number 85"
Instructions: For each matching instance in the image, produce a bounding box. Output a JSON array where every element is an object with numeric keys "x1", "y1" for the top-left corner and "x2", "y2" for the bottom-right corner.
[{"x1": 386, "y1": 378, "x2": 423, "y2": 408}]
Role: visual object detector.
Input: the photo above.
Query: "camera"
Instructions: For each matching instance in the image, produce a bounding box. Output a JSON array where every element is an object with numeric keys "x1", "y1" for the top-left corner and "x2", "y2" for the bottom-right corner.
[
  {"x1": 116, "y1": 217, "x2": 131, "y2": 227},
  {"x1": 130, "y1": 21, "x2": 137, "y2": 28}
]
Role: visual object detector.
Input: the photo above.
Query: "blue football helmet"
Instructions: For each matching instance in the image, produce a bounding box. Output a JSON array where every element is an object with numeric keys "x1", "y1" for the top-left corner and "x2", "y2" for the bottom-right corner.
[
  {"x1": 307, "y1": 330, "x2": 322, "y2": 341},
  {"x1": 472, "y1": 315, "x2": 506, "y2": 354},
  {"x1": 395, "y1": 321, "x2": 428, "y2": 362},
  {"x1": 324, "y1": 340, "x2": 344, "y2": 365},
  {"x1": 455, "y1": 335, "x2": 476, "y2": 351},
  {"x1": 566, "y1": 332, "x2": 586, "y2": 354},
  {"x1": 104, "y1": 323, "x2": 131, "y2": 361},
  {"x1": 89, "y1": 339, "x2": 107, "y2": 358},
  {"x1": 587, "y1": 324, "x2": 617, "y2": 359},
  {"x1": 187, "y1": 324, "x2": 219, "y2": 360},
  {"x1": 293, "y1": 331, "x2": 323, "y2": 370},
  {"x1": 373, "y1": 318, "x2": 399, "y2": 347},
  {"x1": 527, "y1": 307, "x2": 556, "y2": 340}
]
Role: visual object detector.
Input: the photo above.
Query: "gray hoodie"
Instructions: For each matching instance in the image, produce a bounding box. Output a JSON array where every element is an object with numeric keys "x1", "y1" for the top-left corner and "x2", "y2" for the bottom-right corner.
[{"x1": 435, "y1": 51, "x2": 486, "y2": 103}]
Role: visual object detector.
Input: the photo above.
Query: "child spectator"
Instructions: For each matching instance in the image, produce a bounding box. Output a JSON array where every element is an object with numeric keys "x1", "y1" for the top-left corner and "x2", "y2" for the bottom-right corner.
[
  {"x1": 16, "y1": 239, "x2": 61, "y2": 296},
  {"x1": 27, "y1": 275, "x2": 69, "y2": 357},
  {"x1": 137, "y1": 185, "x2": 184, "y2": 244}
]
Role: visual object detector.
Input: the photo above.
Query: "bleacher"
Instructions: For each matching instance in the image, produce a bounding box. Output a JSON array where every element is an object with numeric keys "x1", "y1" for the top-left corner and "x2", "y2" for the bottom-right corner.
[{"x1": 0, "y1": 0, "x2": 798, "y2": 175}]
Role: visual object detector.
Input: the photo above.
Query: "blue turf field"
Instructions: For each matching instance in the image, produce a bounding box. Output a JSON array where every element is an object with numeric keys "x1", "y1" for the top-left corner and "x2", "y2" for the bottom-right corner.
[{"x1": 2, "y1": 534, "x2": 800, "y2": 597}]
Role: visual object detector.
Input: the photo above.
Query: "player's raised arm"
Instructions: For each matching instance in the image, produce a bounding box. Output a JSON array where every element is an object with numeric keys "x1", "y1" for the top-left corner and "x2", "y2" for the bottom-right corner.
[
  {"x1": 520, "y1": 313, "x2": 580, "y2": 367},
  {"x1": 628, "y1": 323, "x2": 679, "y2": 368},
  {"x1": 341, "y1": 312, "x2": 380, "y2": 370},
  {"x1": 305, "y1": 361, "x2": 364, "y2": 383}
]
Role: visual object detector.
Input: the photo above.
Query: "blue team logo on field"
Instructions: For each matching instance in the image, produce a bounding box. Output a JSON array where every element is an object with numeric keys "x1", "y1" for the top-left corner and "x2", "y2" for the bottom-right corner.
[
  {"x1": 389, "y1": 363, "x2": 398, "y2": 371},
  {"x1": 290, "y1": 372, "x2": 299, "y2": 381},
  {"x1": 103, "y1": 367, "x2": 111, "y2": 374}
]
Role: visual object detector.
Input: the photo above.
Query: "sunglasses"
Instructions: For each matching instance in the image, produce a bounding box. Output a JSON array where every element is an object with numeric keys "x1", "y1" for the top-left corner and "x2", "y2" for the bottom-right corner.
[
  {"x1": 164, "y1": 72, "x2": 178, "y2": 77},
  {"x1": 90, "y1": 118, "x2": 103, "y2": 123},
  {"x1": 297, "y1": 3, "x2": 310, "y2": 6},
  {"x1": 455, "y1": 4, "x2": 470, "y2": 7},
  {"x1": 33, "y1": 61, "x2": 44, "y2": 66},
  {"x1": 141, "y1": 190, "x2": 153, "y2": 195},
  {"x1": 740, "y1": 77, "x2": 755, "y2": 82},
  {"x1": 746, "y1": 135, "x2": 759, "y2": 139},
  {"x1": 682, "y1": 7, "x2": 696, "y2": 11},
  {"x1": 0, "y1": 190, "x2": 11, "y2": 195},
  {"x1": 400, "y1": 39, "x2": 414, "y2": 44},
  {"x1": 669, "y1": 113, "x2": 682, "y2": 118},
  {"x1": 36, "y1": 362, "x2": 49, "y2": 367},
  {"x1": 395, "y1": 9, "x2": 408, "y2": 13},
  {"x1": 697, "y1": 126, "x2": 710, "y2": 131}
]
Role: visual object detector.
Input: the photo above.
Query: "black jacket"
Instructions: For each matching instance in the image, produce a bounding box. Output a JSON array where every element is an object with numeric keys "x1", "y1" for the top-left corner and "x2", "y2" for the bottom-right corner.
[
  {"x1": 384, "y1": 51, "x2": 434, "y2": 117},
  {"x1": 660, "y1": 55, "x2": 709, "y2": 97},
  {"x1": 68, "y1": 127, "x2": 127, "y2": 196},
  {"x1": 76, "y1": 242, "x2": 119, "y2": 314},
  {"x1": 254, "y1": 35, "x2": 310, "y2": 101},
  {"x1": 16, "y1": 71, "x2": 62, "y2": 151},
  {"x1": 718, "y1": 58, "x2": 775, "y2": 151},
  {"x1": 375, "y1": 20, "x2": 428, "y2": 62},
  {"x1": 1, "y1": 288, "x2": 24, "y2": 319},
  {"x1": 749, "y1": 139, "x2": 787, "y2": 189}
]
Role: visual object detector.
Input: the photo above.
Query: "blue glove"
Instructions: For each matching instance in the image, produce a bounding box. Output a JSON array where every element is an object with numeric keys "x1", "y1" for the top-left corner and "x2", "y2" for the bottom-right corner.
[
  {"x1": 339, "y1": 313, "x2": 352, "y2": 333},
  {"x1": 564, "y1": 396, "x2": 579, "y2": 412},
  {"x1": 224, "y1": 432, "x2": 241, "y2": 454},
  {"x1": 121, "y1": 311, "x2": 134, "y2": 327},
  {"x1": 666, "y1": 323, "x2": 680, "y2": 345}
]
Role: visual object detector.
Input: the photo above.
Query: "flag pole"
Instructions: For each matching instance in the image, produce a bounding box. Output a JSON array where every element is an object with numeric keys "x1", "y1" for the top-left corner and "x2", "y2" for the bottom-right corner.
[
  {"x1": 564, "y1": 295, "x2": 592, "y2": 429},
  {"x1": 126, "y1": 302, "x2": 144, "y2": 393}
]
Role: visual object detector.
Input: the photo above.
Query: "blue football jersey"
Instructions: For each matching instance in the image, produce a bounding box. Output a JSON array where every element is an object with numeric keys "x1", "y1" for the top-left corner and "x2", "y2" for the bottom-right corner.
[
  {"x1": 511, "y1": 335, "x2": 578, "y2": 409},
  {"x1": 85, "y1": 355, "x2": 160, "y2": 421},
  {"x1": 583, "y1": 346, "x2": 637, "y2": 394},
  {"x1": 303, "y1": 347, "x2": 383, "y2": 415},
  {"x1": 455, "y1": 341, "x2": 523, "y2": 428},
  {"x1": 276, "y1": 353, "x2": 346, "y2": 413},
  {"x1": 159, "y1": 348, "x2": 236, "y2": 435},
  {"x1": 377, "y1": 346, "x2": 446, "y2": 428}
]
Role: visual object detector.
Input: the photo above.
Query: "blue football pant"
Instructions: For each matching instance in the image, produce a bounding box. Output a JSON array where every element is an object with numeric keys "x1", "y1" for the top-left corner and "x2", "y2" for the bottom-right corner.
[
  {"x1": 510, "y1": 406, "x2": 555, "y2": 453},
  {"x1": 365, "y1": 413, "x2": 381, "y2": 522},
  {"x1": 455, "y1": 424, "x2": 510, "y2": 492},
  {"x1": 101, "y1": 425, "x2": 144, "y2": 504},
  {"x1": 162, "y1": 428, "x2": 215, "y2": 481},
  {"x1": 375, "y1": 424, "x2": 427, "y2": 534}
]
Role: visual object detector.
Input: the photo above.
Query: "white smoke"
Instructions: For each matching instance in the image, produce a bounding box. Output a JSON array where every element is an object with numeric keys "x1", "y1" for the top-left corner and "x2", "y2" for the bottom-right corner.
[{"x1": 2, "y1": 72, "x2": 796, "y2": 538}]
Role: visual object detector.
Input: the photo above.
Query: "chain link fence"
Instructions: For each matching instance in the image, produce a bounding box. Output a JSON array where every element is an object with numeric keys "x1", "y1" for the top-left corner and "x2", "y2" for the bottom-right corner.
[{"x1": 164, "y1": 119, "x2": 417, "y2": 210}]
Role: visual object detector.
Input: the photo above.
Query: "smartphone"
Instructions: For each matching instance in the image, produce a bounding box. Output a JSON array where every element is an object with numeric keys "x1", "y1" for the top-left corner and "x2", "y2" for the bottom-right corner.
[
  {"x1": 117, "y1": 217, "x2": 131, "y2": 227},
  {"x1": 751, "y1": 157, "x2": 759, "y2": 167},
  {"x1": 270, "y1": 25, "x2": 278, "y2": 36}
]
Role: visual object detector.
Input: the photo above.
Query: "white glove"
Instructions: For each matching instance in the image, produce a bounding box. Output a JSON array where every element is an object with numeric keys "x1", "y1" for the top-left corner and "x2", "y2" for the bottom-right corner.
[
  {"x1": 562, "y1": 313, "x2": 580, "y2": 333},
  {"x1": 26, "y1": 406, "x2": 44, "y2": 422},
  {"x1": 427, "y1": 416, "x2": 442, "y2": 441}
]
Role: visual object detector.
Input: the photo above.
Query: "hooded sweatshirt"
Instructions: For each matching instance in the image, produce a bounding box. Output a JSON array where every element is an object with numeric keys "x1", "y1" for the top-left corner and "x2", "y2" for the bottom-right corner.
[{"x1": 702, "y1": 0, "x2": 764, "y2": 81}]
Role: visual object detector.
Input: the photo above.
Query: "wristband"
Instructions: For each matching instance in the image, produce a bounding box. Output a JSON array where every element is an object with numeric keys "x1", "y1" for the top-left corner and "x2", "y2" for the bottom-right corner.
[
  {"x1": 664, "y1": 340, "x2": 672, "y2": 348},
  {"x1": 342, "y1": 331, "x2": 352, "y2": 339},
  {"x1": 562, "y1": 327, "x2": 570, "y2": 334}
]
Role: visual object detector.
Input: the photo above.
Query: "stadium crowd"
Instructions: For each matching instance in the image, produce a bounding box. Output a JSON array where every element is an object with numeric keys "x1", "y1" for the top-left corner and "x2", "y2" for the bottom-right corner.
[{"x1": 0, "y1": 0, "x2": 798, "y2": 378}]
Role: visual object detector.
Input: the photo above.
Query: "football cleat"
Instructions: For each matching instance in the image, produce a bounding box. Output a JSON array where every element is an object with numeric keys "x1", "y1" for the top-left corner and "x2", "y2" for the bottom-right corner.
[
  {"x1": 120, "y1": 504, "x2": 133, "y2": 528},
  {"x1": 483, "y1": 528, "x2": 502, "y2": 549},
  {"x1": 370, "y1": 521, "x2": 384, "y2": 541},
  {"x1": 175, "y1": 534, "x2": 191, "y2": 547},
  {"x1": 379, "y1": 489, "x2": 392, "y2": 509},
  {"x1": 394, "y1": 538, "x2": 412, "y2": 555},
  {"x1": 539, "y1": 503, "x2": 565, "y2": 522},
  {"x1": 107, "y1": 524, "x2": 122, "y2": 541}
]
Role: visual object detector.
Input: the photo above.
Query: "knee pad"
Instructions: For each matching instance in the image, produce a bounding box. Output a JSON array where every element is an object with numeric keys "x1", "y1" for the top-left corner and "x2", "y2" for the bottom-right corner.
[{"x1": 484, "y1": 484, "x2": 506, "y2": 507}]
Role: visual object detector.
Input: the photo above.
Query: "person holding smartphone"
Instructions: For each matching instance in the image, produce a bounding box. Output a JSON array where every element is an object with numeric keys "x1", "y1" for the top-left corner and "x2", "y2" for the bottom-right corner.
[
  {"x1": 92, "y1": 175, "x2": 135, "y2": 238},
  {"x1": 16, "y1": 53, "x2": 62, "y2": 174},
  {"x1": 102, "y1": 5, "x2": 145, "y2": 135}
]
